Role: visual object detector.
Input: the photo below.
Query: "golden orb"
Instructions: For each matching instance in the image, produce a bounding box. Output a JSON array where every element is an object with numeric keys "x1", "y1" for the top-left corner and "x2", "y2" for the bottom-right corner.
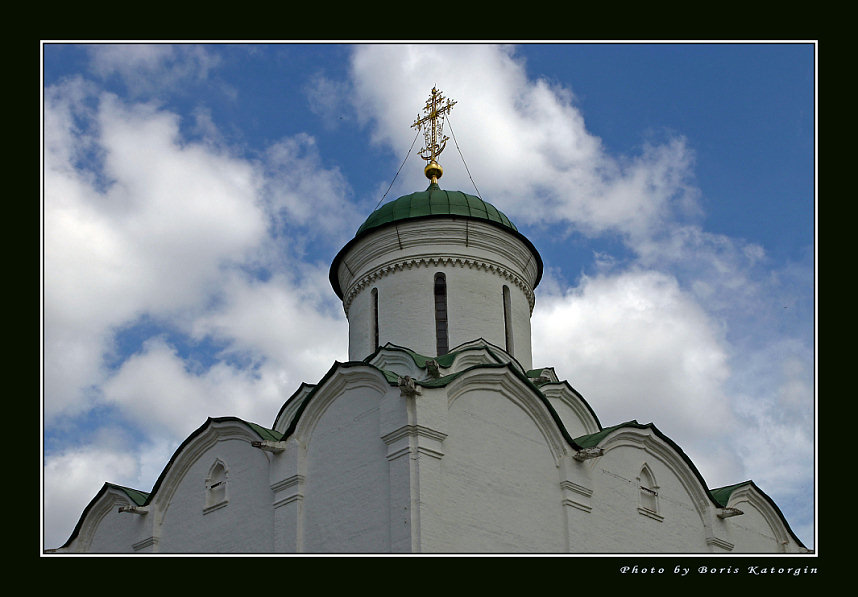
[{"x1": 424, "y1": 160, "x2": 443, "y2": 181}]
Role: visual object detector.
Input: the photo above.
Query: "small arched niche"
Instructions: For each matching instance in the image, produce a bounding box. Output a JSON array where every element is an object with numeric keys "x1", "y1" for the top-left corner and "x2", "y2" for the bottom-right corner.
[{"x1": 204, "y1": 459, "x2": 229, "y2": 513}]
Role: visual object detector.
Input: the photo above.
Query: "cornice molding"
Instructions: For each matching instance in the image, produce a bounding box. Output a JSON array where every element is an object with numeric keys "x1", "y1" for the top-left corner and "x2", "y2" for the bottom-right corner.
[
  {"x1": 382, "y1": 424, "x2": 448, "y2": 462},
  {"x1": 706, "y1": 536, "x2": 735, "y2": 552},
  {"x1": 382, "y1": 424, "x2": 448, "y2": 445},
  {"x1": 343, "y1": 255, "x2": 536, "y2": 315},
  {"x1": 132, "y1": 536, "x2": 159, "y2": 552}
]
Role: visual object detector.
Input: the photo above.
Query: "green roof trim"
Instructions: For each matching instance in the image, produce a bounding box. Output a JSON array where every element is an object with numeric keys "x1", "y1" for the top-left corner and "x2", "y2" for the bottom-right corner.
[
  {"x1": 275, "y1": 341, "x2": 585, "y2": 452},
  {"x1": 244, "y1": 420, "x2": 284, "y2": 442},
  {"x1": 709, "y1": 481, "x2": 754, "y2": 507},
  {"x1": 365, "y1": 341, "x2": 502, "y2": 371},
  {"x1": 356, "y1": 183, "x2": 518, "y2": 236},
  {"x1": 574, "y1": 420, "x2": 648, "y2": 448},
  {"x1": 112, "y1": 484, "x2": 150, "y2": 506}
]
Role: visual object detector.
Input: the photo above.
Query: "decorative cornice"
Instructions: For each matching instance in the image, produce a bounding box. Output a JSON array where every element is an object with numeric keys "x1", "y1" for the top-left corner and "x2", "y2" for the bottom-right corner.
[
  {"x1": 272, "y1": 474, "x2": 305, "y2": 509},
  {"x1": 560, "y1": 480, "x2": 593, "y2": 497},
  {"x1": 637, "y1": 506, "x2": 665, "y2": 522},
  {"x1": 706, "y1": 536, "x2": 735, "y2": 551},
  {"x1": 381, "y1": 424, "x2": 447, "y2": 462},
  {"x1": 342, "y1": 256, "x2": 536, "y2": 315},
  {"x1": 271, "y1": 474, "x2": 305, "y2": 493},
  {"x1": 202, "y1": 500, "x2": 229, "y2": 515},
  {"x1": 132, "y1": 536, "x2": 159, "y2": 552},
  {"x1": 273, "y1": 494, "x2": 303, "y2": 509},
  {"x1": 381, "y1": 424, "x2": 448, "y2": 445},
  {"x1": 562, "y1": 498, "x2": 593, "y2": 513},
  {"x1": 561, "y1": 480, "x2": 593, "y2": 513}
]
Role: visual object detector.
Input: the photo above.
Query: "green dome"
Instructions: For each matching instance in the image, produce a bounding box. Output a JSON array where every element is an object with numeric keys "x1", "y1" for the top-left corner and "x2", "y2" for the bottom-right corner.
[
  {"x1": 330, "y1": 183, "x2": 542, "y2": 299},
  {"x1": 356, "y1": 183, "x2": 518, "y2": 236}
]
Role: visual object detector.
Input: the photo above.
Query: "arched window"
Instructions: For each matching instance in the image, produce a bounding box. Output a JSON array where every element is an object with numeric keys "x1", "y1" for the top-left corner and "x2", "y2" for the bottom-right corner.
[
  {"x1": 434, "y1": 272, "x2": 449, "y2": 356},
  {"x1": 503, "y1": 285, "x2": 514, "y2": 356},
  {"x1": 637, "y1": 465, "x2": 662, "y2": 521},
  {"x1": 371, "y1": 287, "x2": 379, "y2": 351},
  {"x1": 204, "y1": 460, "x2": 229, "y2": 513}
]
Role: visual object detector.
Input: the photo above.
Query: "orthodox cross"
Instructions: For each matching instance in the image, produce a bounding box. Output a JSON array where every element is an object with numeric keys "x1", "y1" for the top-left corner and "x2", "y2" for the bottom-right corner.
[{"x1": 412, "y1": 87, "x2": 457, "y2": 181}]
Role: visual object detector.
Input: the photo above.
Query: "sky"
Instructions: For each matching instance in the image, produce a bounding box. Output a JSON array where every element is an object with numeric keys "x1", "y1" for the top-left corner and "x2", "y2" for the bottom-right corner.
[{"x1": 41, "y1": 42, "x2": 816, "y2": 552}]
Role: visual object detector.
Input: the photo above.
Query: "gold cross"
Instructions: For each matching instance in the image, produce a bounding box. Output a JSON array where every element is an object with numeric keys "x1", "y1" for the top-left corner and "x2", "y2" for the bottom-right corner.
[{"x1": 412, "y1": 87, "x2": 457, "y2": 178}]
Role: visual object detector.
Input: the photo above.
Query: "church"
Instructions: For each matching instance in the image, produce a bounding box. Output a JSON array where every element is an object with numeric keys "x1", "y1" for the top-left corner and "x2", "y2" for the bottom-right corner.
[{"x1": 51, "y1": 89, "x2": 808, "y2": 554}]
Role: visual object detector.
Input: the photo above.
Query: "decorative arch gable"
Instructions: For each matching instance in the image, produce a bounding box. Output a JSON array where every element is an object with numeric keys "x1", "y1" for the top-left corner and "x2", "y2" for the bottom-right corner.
[
  {"x1": 539, "y1": 382, "x2": 601, "y2": 437},
  {"x1": 575, "y1": 422, "x2": 809, "y2": 552},
  {"x1": 367, "y1": 349, "x2": 425, "y2": 379},
  {"x1": 62, "y1": 416, "x2": 279, "y2": 544},
  {"x1": 585, "y1": 422, "x2": 718, "y2": 521},
  {"x1": 362, "y1": 339, "x2": 518, "y2": 382},
  {"x1": 58, "y1": 483, "x2": 149, "y2": 552},
  {"x1": 150, "y1": 418, "x2": 275, "y2": 515},
  {"x1": 716, "y1": 481, "x2": 805, "y2": 550},
  {"x1": 444, "y1": 365, "x2": 577, "y2": 465},
  {"x1": 287, "y1": 363, "x2": 394, "y2": 444},
  {"x1": 273, "y1": 382, "x2": 316, "y2": 435}
]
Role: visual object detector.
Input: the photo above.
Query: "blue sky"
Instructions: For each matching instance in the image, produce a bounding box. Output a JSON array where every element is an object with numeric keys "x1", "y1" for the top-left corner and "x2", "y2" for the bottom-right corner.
[{"x1": 41, "y1": 42, "x2": 816, "y2": 551}]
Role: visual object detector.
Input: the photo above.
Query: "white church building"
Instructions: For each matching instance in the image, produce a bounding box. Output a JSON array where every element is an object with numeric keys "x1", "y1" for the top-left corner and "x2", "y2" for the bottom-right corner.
[{"x1": 51, "y1": 90, "x2": 809, "y2": 555}]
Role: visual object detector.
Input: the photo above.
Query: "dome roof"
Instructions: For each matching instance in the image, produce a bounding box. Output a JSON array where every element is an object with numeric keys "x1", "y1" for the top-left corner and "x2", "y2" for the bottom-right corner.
[
  {"x1": 330, "y1": 183, "x2": 542, "y2": 299},
  {"x1": 356, "y1": 183, "x2": 518, "y2": 237}
]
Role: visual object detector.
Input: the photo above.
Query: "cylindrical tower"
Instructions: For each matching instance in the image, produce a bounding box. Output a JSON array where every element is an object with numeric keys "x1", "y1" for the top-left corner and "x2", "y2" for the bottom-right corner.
[{"x1": 329, "y1": 183, "x2": 542, "y2": 369}]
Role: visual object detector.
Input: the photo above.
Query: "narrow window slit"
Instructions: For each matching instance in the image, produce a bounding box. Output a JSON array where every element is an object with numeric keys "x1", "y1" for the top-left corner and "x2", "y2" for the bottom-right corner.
[
  {"x1": 371, "y1": 287, "x2": 379, "y2": 351},
  {"x1": 434, "y1": 273, "x2": 448, "y2": 356},
  {"x1": 503, "y1": 285, "x2": 514, "y2": 356}
]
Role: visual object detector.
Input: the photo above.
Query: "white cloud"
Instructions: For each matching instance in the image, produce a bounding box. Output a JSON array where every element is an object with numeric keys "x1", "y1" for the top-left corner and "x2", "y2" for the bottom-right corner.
[
  {"x1": 43, "y1": 445, "x2": 140, "y2": 549},
  {"x1": 102, "y1": 337, "x2": 260, "y2": 438},
  {"x1": 43, "y1": 82, "x2": 269, "y2": 420},
  {"x1": 730, "y1": 339, "x2": 815, "y2": 489},
  {"x1": 87, "y1": 44, "x2": 221, "y2": 97},
  {"x1": 262, "y1": 133, "x2": 360, "y2": 245},
  {"x1": 98, "y1": 268, "x2": 349, "y2": 435},
  {"x1": 348, "y1": 44, "x2": 699, "y2": 242},
  {"x1": 190, "y1": 268, "x2": 347, "y2": 368},
  {"x1": 303, "y1": 72, "x2": 352, "y2": 129},
  {"x1": 533, "y1": 270, "x2": 733, "y2": 448}
]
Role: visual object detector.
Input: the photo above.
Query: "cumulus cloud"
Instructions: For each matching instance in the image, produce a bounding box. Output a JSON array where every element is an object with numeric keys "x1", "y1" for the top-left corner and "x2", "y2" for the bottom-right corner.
[
  {"x1": 189, "y1": 268, "x2": 347, "y2": 368},
  {"x1": 102, "y1": 337, "x2": 267, "y2": 438},
  {"x1": 348, "y1": 44, "x2": 699, "y2": 242},
  {"x1": 44, "y1": 81, "x2": 268, "y2": 420},
  {"x1": 532, "y1": 270, "x2": 733, "y2": 447}
]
